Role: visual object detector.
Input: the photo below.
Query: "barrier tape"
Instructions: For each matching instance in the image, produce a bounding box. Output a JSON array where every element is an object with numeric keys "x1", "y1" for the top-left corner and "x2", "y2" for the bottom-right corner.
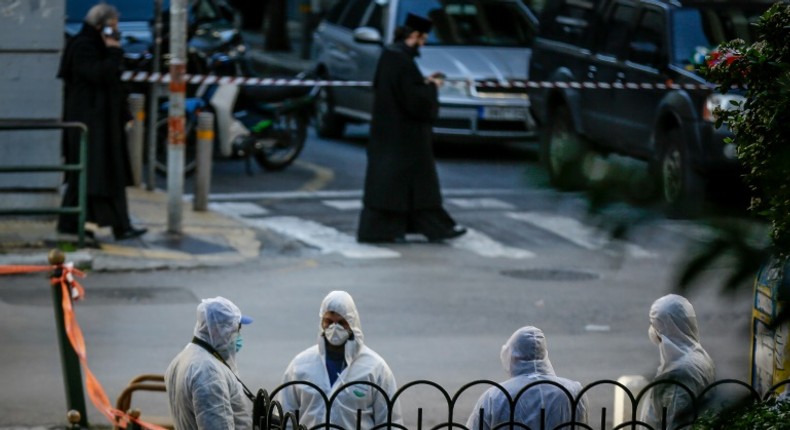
[
  {"x1": 0, "y1": 263, "x2": 168, "y2": 430},
  {"x1": 121, "y1": 71, "x2": 717, "y2": 91}
]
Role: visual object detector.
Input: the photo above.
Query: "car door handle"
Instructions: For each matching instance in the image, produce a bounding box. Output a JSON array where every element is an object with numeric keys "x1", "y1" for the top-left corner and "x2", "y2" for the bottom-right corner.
[{"x1": 587, "y1": 66, "x2": 597, "y2": 80}]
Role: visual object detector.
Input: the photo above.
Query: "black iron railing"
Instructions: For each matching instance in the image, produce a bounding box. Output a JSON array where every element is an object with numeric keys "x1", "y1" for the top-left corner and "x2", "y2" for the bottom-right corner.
[{"x1": 246, "y1": 378, "x2": 790, "y2": 430}]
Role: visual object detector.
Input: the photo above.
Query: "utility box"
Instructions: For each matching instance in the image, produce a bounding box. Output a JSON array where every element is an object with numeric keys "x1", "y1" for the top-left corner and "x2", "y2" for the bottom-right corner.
[
  {"x1": 750, "y1": 256, "x2": 790, "y2": 397},
  {"x1": 0, "y1": 0, "x2": 64, "y2": 211}
]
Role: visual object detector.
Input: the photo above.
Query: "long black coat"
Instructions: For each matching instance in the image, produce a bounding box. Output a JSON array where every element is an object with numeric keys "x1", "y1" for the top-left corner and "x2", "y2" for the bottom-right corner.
[
  {"x1": 58, "y1": 24, "x2": 133, "y2": 198},
  {"x1": 363, "y1": 42, "x2": 442, "y2": 212}
]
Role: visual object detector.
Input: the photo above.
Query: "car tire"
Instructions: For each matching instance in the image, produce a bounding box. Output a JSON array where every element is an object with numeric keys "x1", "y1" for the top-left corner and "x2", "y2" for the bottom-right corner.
[
  {"x1": 541, "y1": 105, "x2": 590, "y2": 190},
  {"x1": 314, "y1": 81, "x2": 346, "y2": 139},
  {"x1": 657, "y1": 127, "x2": 705, "y2": 218}
]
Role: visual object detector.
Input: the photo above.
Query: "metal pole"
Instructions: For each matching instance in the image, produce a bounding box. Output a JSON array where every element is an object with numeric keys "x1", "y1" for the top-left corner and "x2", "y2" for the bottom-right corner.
[
  {"x1": 128, "y1": 94, "x2": 146, "y2": 187},
  {"x1": 49, "y1": 249, "x2": 88, "y2": 428},
  {"x1": 167, "y1": 0, "x2": 187, "y2": 234},
  {"x1": 77, "y1": 126, "x2": 88, "y2": 249},
  {"x1": 194, "y1": 112, "x2": 214, "y2": 211},
  {"x1": 146, "y1": 0, "x2": 164, "y2": 191}
]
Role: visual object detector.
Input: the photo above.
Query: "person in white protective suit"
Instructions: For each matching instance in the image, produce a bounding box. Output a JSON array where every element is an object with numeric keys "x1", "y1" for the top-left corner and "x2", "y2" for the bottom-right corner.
[
  {"x1": 466, "y1": 326, "x2": 588, "y2": 430},
  {"x1": 277, "y1": 290, "x2": 403, "y2": 429},
  {"x1": 166, "y1": 296, "x2": 254, "y2": 430},
  {"x1": 640, "y1": 294, "x2": 716, "y2": 429}
]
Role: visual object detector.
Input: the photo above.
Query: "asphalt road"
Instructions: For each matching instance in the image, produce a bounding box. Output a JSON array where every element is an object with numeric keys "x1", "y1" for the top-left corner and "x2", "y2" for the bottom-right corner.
[{"x1": 0, "y1": 128, "x2": 760, "y2": 429}]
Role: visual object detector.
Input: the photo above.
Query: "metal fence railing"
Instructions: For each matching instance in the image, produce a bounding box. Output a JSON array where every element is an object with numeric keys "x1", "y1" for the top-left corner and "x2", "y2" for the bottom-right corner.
[
  {"x1": 241, "y1": 378, "x2": 790, "y2": 430},
  {"x1": 0, "y1": 120, "x2": 88, "y2": 247}
]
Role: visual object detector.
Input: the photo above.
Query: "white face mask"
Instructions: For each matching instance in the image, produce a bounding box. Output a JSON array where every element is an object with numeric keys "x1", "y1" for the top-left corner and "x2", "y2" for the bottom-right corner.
[
  {"x1": 324, "y1": 323, "x2": 350, "y2": 346},
  {"x1": 648, "y1": 325, "x2": 661, "y2": 345}
]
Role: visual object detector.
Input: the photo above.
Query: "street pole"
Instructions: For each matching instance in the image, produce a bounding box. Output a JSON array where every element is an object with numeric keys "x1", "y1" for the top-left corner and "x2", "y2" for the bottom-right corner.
[
  {"x1": 145, "y1": 0, "x2": 163, "y2": 191},
  {"x1": 167, "y1": 0, "x2": 187, "y2": 234}
]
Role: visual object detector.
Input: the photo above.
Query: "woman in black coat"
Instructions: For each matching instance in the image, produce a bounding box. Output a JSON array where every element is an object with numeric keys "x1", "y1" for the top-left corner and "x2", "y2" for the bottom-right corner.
[
  {"x1": 357, "y1": 14, "x2": 466, "y2": 243},
  {"x1": 57, "y1": 3, "x2": 146, "y2": 241}
]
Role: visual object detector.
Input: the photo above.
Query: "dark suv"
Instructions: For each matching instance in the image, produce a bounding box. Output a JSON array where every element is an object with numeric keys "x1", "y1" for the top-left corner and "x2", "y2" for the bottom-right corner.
[{"x1": 528, "y1": 0, "x2": 771, "y2": 216}]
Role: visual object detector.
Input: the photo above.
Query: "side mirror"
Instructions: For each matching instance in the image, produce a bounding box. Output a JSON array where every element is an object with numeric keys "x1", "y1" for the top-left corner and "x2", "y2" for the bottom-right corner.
[{"x1": 353, "y1": 27, "x2": 383, "y2": 44}]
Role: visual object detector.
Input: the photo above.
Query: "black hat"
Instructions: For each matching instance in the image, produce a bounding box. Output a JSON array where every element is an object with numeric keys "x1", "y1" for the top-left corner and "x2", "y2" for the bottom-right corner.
[{"x1": 404, "y1": 13, "x2": 432, "y2": 34}]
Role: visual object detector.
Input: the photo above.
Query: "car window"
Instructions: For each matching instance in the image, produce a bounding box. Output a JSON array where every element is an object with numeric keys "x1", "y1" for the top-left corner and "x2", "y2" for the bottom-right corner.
[
  {"x1": 339, "y1": 0, "x2": 370, "y2": 29},
  {"x1": 594, "y1": 2, "x2": 636, "y2": 57},
  {"x1": 324, "y1": 0, "x2": 347, "y2": 24},
  {"x1": 397, "y1": 0, "x2": 534, "y2": 46},
  {"x1": 541, "y1": 0, "x2": 599, "y2": 48},
  {"x1": 362, "y1": 3, "x2": 384, "y2": 33},
  {"x1": 671, "y1": 6, "x2": 764, "y2": 67},
  {"x1": 627, "y1": 8, "x2": 664, "y2": 68}
]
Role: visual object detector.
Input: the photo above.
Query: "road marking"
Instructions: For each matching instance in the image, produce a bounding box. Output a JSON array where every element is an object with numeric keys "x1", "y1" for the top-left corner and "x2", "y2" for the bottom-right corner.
[
  {"x1": 506, "y1": 212, "x2": 656, "y2": 258},
  {"x1": 447, "y1": 228, "x2": 535, "y2": 259},
  {"x1": 295, "y1": 160, "x2": 335, "y2": 192},
  {"x1": 244, "y1": 216, "x2": 400, "y2": 259},
  {"x1": 322, "y1": 199, "x2": 363, "y2": 210},
  {"x1": 190, "y1": 188, "x2": 524, "y2": 202},
  {"x1": 208, "y1": 202, "x2": 269, "y2": 217},
  {"x1": 447, "y1": 198, "x2": 515, "y2": 210}
]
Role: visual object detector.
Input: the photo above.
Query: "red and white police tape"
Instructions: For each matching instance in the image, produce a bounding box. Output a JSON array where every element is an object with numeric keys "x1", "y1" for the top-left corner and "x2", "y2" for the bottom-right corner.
[{"x1": 121, "y1": 71, "x2": 716, "y2": 91}]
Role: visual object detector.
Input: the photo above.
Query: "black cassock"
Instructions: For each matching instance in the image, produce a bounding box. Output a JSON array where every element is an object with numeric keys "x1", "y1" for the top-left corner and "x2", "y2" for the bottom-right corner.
[
  {"x1": 357, "y1": 42, "x2": 459, "y2": 242},
  {"x1": 57, "y1": 24, "x2": 134, "y2": 235}
]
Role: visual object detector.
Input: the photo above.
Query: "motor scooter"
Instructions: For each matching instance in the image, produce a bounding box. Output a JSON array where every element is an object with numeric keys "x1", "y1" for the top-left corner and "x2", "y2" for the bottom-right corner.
[{"x1": 154, "y1": 55, "x2": 317, "y2": 176}]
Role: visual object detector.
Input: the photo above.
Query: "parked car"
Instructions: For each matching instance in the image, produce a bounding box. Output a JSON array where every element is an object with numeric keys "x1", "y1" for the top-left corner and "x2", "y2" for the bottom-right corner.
[
  {"x1": 64, "y1": 0, "x2": 246, "y2": 75},
  {"x1": 528, "y1": 0, "x2": 772, "y2": 217},
  {"x1": 311, "y1": 0, "x2": 539, "y2": 144}
]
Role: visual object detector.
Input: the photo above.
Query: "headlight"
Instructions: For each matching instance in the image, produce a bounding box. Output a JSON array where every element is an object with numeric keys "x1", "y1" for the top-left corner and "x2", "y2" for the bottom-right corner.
[
  {"x1": 439, "y1": 80, "x2": 471, "y2": 98},
  {"x1": 703, "y1": 93, "x2": 744, "y2": 122}
]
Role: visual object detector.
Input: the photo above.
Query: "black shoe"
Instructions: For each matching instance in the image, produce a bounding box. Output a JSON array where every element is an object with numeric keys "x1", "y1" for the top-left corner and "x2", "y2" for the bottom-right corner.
[
  {"x1": 429, "y1": 225, "x2": 467, "y2": 242},
  {"x1": 114, "y1": 227, "x2": 147, "y2": 241}
]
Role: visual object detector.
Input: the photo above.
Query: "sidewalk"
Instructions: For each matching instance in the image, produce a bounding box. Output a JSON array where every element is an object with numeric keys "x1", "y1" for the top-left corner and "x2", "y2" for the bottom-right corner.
[{"x1": 0, "y1": 187, "x2": 260, "y2": 272}]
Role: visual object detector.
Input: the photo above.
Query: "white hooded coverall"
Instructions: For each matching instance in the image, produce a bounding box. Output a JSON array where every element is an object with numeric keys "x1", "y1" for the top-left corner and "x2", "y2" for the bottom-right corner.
[
  {"x1": 640, "y1": 294, "x2": 716, "y2": 429},
  {"x1": 165, "y1": 297, "x2": 252, "y2": 430},
  {"x1": 466, "y1": 326, "x2": 588, "y2": 430},
  {"x1": 277, "y1": 290, "x2": 403, "y2": 429}
]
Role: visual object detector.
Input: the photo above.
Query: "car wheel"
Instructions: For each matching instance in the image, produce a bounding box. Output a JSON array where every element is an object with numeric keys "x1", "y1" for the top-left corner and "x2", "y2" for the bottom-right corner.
[
  {"x1": 314, "y1": 81, "x2": 346, "y2": 139},
  {"x1": 541, "y1": 105, "x2": 590, "y2": 190},
  {"x1": 657, "y1": 127, "x2": 705, "y2": 218}
]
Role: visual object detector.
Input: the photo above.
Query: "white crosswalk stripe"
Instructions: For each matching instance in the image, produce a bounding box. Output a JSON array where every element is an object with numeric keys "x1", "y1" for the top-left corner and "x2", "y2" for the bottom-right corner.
[
  {"x1": 506, "y1": 211, "x2": 657, "y2": 258},
  {"x1": 321, "y1": 199, "x2": 363, "y2": 210},
  {"x1": 447, "y1": 198, "x2": 515, "y2": 210},
  {"x1": 244, "y1": 216, "x2": 400, "y2": 259},
  {"x1": 447, "y1": 228, "x2": 535, "y2": 259},
  {"x1": 209, "y1": 202, "x2": 269, "y2": 217}
]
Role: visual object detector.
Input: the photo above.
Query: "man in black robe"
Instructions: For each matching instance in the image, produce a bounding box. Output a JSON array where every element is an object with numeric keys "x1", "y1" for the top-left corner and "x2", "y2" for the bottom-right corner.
[
  {"x1": 357, "y1": 13, "x2": 466, "y2": 243},
  {"x1": 57, "y1": 3, "x2": 146, "y2": 241}
]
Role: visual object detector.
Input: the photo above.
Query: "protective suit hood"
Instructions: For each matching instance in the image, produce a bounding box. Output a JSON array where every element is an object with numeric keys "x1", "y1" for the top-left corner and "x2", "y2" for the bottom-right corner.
[
  {"x1": 318, "y1": 291, "x2": 363, "y2": 364},
  {"x1": 194, "y1": 296, "x2": 243, "y2": 367},
  {"x1": 649, "y1": 294, "x2": 714, "y2": 377},
  {"x1": 500, "y1": 326, "x2": 556, "y2": 377}
]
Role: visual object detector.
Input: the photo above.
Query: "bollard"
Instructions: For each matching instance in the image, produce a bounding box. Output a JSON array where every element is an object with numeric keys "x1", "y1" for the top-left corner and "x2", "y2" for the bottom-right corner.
[
  {"x1": 145, "y1": 84, "x2": 160, "y2": 191},
  {"x1": 194, "y1": 112, "x2": 215, "y2": 211},
  {"x1": 613, "y1": 374, "x2": 647, "y2": 427},
  {"x1": 50, "y1": 249, "x2": 88, "y2": 428},
  {"x1": 128, "y1": 94, "x2": 146, "y2": 187}
]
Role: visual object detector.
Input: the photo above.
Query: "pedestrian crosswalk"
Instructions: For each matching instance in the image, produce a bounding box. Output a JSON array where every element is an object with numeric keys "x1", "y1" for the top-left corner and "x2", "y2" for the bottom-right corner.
[{"x1": 208, "y1": 194, "x2": 701, "y2": 260}]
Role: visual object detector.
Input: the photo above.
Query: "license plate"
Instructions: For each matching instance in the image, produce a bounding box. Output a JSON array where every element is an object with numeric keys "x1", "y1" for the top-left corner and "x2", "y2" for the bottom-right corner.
[{"x1": 479, "y1": 106, "x2": 528, "y2": 120}]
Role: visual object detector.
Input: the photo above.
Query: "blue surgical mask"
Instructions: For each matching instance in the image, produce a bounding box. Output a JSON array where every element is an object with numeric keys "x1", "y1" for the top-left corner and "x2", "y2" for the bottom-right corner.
[{"x1": 235, "y1": 332, "x2": 243, "y2": 352}]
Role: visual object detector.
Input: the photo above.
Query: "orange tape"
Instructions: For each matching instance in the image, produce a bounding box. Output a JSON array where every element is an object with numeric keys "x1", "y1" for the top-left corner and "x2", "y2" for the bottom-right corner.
[
  {"x1": 197, "y1": 129, "x2": 214, "y2": 141},
  {"x1": 3, "y1": 264, "x2": 168, "y2": 430}
]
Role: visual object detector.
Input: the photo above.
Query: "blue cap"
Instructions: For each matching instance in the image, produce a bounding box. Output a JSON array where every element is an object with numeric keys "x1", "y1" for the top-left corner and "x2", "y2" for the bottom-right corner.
[{"x1": 240, "y1": 315, "x2": 253, "y2": 325}]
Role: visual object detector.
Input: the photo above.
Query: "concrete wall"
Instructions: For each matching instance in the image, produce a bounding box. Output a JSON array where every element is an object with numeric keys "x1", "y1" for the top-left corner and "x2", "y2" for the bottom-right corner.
[{"x1": 0, "y1": 0, "x2": 64, "y2": 211}]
